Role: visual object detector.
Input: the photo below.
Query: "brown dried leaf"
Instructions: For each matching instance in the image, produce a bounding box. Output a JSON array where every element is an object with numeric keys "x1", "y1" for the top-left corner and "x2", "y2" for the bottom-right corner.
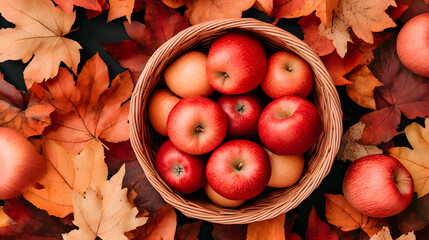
[{"x1": 247, "y1": 213, "x2": 286, "y2": 240}]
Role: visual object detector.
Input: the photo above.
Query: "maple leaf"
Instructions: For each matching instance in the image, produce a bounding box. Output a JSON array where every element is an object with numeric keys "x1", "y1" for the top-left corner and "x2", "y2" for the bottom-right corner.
[
  {"x1": 130, "y1": 204, "x2": 176, "y2": 240},
  {"x1": 388, "y1": 119, "x2": 429, "y2": 198},
  {"x1": 53, "y1": 0, "x2": 102, "y2": 13},
  {"x1": 397, "y1": 193, "x2": 429, "y2": 233},
  {"x1": 360, "y1": 34, "x2": 429, "y2": 145},
  {"x1": 337, "y1": 122, "x2": 382, "y2": 162},
  {"x1": 345, "y1": 65, "x2": 383, "y2": 110},
  {"x1": 211, "y1": 223, "x2": 247, "y2": 240},
  {"x1": 63, "y1": 165, "x2": 147, "y2": 240},
  {"x1": 0, "y1": 0, "x2": 82, "y2": 88},
  {"x1": 325, "y1": 194, "x2": 384, "y2": 237},
  {"x1": 0, "y1": 76, "x2": 54, "y2": 138},
  {"x1": 104, "y1": 0, "x2": 189, "y2": 84},
  {"x1": 22, "y1": 140, "x2": 108, "y2": 218},
  {"x1": 273, "y1": 0, "x2": 339, "y2": 27},
  {"x1": 104, "y1": 140, "x2": 166, "y2": 217},
  {"x1": 108, "y1": 0, "x2": 135, "y2": 23},
  {"x1": 0, "y1": 197, "x2": 75, "y2": 239},
  {"x1": 370, "y1": 226, "x2": 416, "y2": 240},
  {"x1": 297, "y1": 13, "x2": 336, "y2": 57},
  {"x1": 306, "y1": 206, "x2": 339, "y2": 240},
  {"x1": 175, "y1": 221, "x2": 203, "y2": 240},
  {"x1": 318, "y1": 0, "x2": 396, "y2": 57},
  {"x1": 43, "y1": 53, "x2": 133, "y2": 155},
  {"x1": 247, "y1": 213, "x2": 286, "y2": 240}
]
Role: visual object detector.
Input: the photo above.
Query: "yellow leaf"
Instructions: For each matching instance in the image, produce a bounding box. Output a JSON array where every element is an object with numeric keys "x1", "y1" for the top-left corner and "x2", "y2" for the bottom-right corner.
[
  {"x1": 325, "y1": 194, "x2": 383, "y2": 237},
  {"x1": 185, "y1": 0, "x2": 256, "y2": 25},
  {"x1": 389, "y1": 119, "x2": 429, "y2": 198},
  {"x1": 346, "y1": 65, "x2": 384, "y2": 110},
  {"x1": 246, "y1": 213, "x2": 286, "y2": 240},
  {"x1": 108, "y1": 0, "x2": 135, "y2": 23},
  {"x1": 0, "y1": 0, "x2": 82, "y2": 88},
  {"x1": 319, "y1": 0, "x2": 396, "y2": 57},
  {"x1": 22, "y1": 140, "x2": 108, "y2": 218},
  {"x1": 370, "y1": 226, "x2": 416, "y2": 240},
  {"x1": 63, "y1": 165, "x2": 147, "y2": 240}
]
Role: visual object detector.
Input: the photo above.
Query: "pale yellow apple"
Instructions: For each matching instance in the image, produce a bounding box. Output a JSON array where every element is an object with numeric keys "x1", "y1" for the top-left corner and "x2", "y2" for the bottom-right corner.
[
  {"x1": 264, "y1": 147, "x2": 305, "y2": 188},
  {"x1": 204, "y1": 184, "x2": 245, "y2": 208},
  {"x1": 164, "y1": 51, "x2": 214, "y2": 97},
  {"x1": 148, "y1": 88, "x2": 180, "y2": 136}
]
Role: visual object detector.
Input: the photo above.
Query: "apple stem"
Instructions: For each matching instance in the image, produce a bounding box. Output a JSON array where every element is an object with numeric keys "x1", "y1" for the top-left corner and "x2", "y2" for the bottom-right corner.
[
  {"x1": 237, "y1": 162, "x2": 244, "y2": 171},
  {"x1": 195, "y1": 126, "x2": 204, "y2": 132}
]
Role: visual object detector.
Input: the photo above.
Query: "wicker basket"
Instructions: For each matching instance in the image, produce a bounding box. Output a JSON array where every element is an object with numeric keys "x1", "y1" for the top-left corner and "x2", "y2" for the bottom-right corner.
[{"x1": 129, "y1": 18, "x2": 343, "y2": 224}]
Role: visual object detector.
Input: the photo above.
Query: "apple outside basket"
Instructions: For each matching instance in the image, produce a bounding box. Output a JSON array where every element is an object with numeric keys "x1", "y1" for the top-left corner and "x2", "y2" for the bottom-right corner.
[{"x1": 129, "y1": 18, "x2": 343, "y2": 224}]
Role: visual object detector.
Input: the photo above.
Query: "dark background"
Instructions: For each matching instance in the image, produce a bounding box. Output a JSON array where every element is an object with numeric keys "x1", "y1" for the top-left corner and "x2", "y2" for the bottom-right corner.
[{"x1": 0, "y1": 5, "x2": 398, "y2": 239}]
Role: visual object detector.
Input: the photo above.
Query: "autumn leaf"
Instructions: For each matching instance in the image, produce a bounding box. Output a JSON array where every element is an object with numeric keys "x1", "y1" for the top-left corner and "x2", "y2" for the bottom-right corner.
[
  {"x1": 22, "y1": 140, "x2": 108, "y2": 218},
  {"x1": 337, "y1": 122, "x2": 382, "y2": 162},
  {"x1": 318, "y1": 0, "x2": 396, "y2": 57},
  {"x1": 345, "y1": 65, "x2": 383, "y2": 110},
  {"x1": 285, "y1": 213, "x2": 302, "y2": 240},
  {"x1": 0, "y1": 208, "x2": 11, "y2": 227},
  {"x1": 0, "y1": 77, "x2": 54, "y2": 138},
  {"x1": 63, "y1": 165, "x2": 147, "y2": 240},
  {"x1": 43, "y1": 53, "x2": 133, "y2": 155},
  {"x1": 325, "y1": 194, "x2": 384, "y2": 237},
  {"x1": 175, "y1": 221, "x2": 203, "y2": 240},
  {"x1": 247, "y1": 213, "x2": 286, "y2": 240},
  {"x1": 297, "y1": 13, "x2": 336, "y2": 56},
  {"x1": 254, "y1": 0, "x2": 274, "y2": 16},
  {"x1": 370, "y1": 226, "x2": 416, "y2": 240},
  {"x1": 0, "y1": 0, "x2": 82, "y2": 88},
  {"x1": 397, "y1": 193, "x2": 429, "y2": 233},
  {"x1": 386, "y1": 0, "x2": 409, "y2": 20},
  {"x1": 104, "y1": 140, "x2": 166, "y2": 217},
  {"x1": 306, "y1": 206, "x2": 339, "y2": 240},
  {"x1": 130, "y1": 204, "x2": 177, "y2": 240},
  {"x1": 388, "y1": 119, "x2": 429, "y2": 198},
  {"x1": 400, "y1": 0, "x2": 429, "y2": 23},
  {"x1": 108, "y1": 0, "x2": 135, "y2": 23},
  {"x1": 360, "y1": 34, "x2": 429, "y2": 145},
  {"x1": 105, "y1": 0, "x2": 189, "y2": 84},
  {"x1": 211, "y1": 223, "x2": 247, "y2": 240},
  {"x1": 53, "y1": 0, "x2": 102, "y2": 13},
  {"x1": 0, "y1": 197, "x2": 75, "y2": 239}
]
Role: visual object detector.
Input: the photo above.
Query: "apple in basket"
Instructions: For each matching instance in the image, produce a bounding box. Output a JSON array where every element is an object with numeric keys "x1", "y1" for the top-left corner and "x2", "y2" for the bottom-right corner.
[
  {"x1": 206, "y1": 31, "x2": 267, "y2": 95},
  {"x1": 258, "y1": 95, "x2": 322, "y2": 155},
  {"x1": 148, "y1": 88, "x2": 180, "y2": 136},
  {"x1": 206, "y1": 139, "x2": 271, "y2": 200}
]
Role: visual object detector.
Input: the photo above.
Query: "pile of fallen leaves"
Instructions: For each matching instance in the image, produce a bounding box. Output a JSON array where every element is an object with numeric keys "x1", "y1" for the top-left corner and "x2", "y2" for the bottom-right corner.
[{"x1": 0, "y1": 0, "x2": 429, "y2": 239}]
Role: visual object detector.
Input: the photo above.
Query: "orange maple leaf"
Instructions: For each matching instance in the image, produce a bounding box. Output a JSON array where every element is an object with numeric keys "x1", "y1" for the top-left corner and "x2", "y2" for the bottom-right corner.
[
  {"x1": 43, "y1": 53, "x2": 133, "y2": 155},
  {"x1": 108, "y1": 0, "x2": 135, "y2": 23}
]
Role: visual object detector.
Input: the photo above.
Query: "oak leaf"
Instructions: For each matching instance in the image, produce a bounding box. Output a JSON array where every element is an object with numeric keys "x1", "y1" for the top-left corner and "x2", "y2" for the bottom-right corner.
[
  {"x1": 247, "y1": 213, "x2": 286, "y2": 240},
  {"x1": 337, "y1": 122, "x2": 382, "y2": 162},
  {"x1": 175, "y1": 221, "x2": 203, "y2": 240},
  {"x1": 360, "y1": 34, "x2": 429, "y2": 145},
  {"x1": 0, "y1": 76, "x2": 54, "y2": 138},
  {"x1": 130, "y1": 204, "x2": 177, "y2": 240},
  {"x1": 43, "y1": 53, "x2": 133, "y2": 155},
  {"x1": 63, "y1": 165, "x2": 147, "y2": 240},
  {"x1": 325, "y1": 194, "x2": 384, "y2": 237},
  {"x1": 211, "y1": 223, "x2": 247, "y2": 240},
  {"x1": 345, "y1": 65, "x2": 383, "y2": 110},
  {"x1": 306, "y1": 206, "x2": 339, "y2": 240},
  {"x1": 297, "y1": 13, "x2": 336, "y2": 56},
  {"x1": 104, "y1": 1, "x2": 189, "y2": 84},
  {"x1": 318, "y1": 0, "x2": 396, "y2": 57},
  {"x1": 388, "y1": 119, "x2": 429, "y2": 198},
  {"x1": 104, "y1": 141, "x2": 166, "y2": 217},
  {"x1": 0, "y1": 0, "x2": 82, "y2": 88},
  {"x1": 22, "y1": 140, "x2": 108, "y2": 218}
]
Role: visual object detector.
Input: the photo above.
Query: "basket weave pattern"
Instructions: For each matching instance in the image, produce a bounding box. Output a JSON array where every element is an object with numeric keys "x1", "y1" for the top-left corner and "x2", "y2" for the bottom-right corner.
[{"x1": 130, "y1": 18, "x2": 343, "y2": 224}]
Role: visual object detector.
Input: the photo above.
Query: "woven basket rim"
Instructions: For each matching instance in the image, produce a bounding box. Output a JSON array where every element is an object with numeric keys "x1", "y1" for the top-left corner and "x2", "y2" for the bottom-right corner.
[{"x1": 129, "y1": 18, "x2": 343, "y2": 224}]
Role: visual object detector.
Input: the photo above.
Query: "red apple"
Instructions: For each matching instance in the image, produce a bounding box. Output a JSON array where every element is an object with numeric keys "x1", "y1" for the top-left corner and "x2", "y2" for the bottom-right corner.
[
  {"x1": 155, "y1": 140, "x2": 206, "y2": 194},
  {"x1": 397, "y1": 13, "x2": 429, "y2": 77},
  {"x1": 164, "y1": 51, "x2": 215, "y2": 97},
  {"x1": 0, "y1": 127, "x2": 46, "y2": 199},
  {"x1": 206, "y1": 31, "x2": 267, "y2": 95},
  {"x1": 343, "y1": 154, "x2": 414, "y2": 218},
  {"x1": 204, "y1": 183, "x2": 245, "y2": 208},
  {"x1": 261, "y1": 51, "x2": 314, "y2": 99},
  {"x1": 167, "y1": 96, "x2": 227, "y2": 155},
  {"x1": 148, "y1": 88, "x2": 181, "y2": 136},
  {"x1": 258, "y1": 95, "x2": 322, "y2": 155},
  {"x1": 216, "y1": 92, "x2": 263, "y2": 139},
  {"x1": 263, "y1": 147, "x2": 305, "y2": 188},
  {"x1": 206, "y1": 139, "x2": 271, "y2": 200}
]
